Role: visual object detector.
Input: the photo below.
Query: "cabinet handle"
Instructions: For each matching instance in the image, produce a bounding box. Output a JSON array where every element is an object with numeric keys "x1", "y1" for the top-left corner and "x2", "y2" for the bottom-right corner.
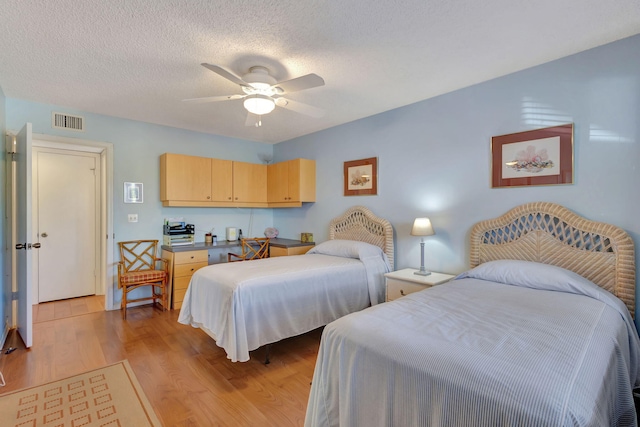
[
  {"x1": 228, "y1": 197, "x2": 232, "y2": 200},
  {"x1": 190, "y1": 268, "x2": 195, "y2": 272},
  {"x1": 400, "y1": 289, "x2": 406, "y2": 296},
  {"x1": 207, "y1": 196, "x2": 210, "y2": 199}
]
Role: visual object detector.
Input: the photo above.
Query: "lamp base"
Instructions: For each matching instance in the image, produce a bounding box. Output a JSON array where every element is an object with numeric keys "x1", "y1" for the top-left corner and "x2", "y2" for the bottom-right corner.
[{"x1": 414, "y1": 269, "x2": 431, "y2": 276}]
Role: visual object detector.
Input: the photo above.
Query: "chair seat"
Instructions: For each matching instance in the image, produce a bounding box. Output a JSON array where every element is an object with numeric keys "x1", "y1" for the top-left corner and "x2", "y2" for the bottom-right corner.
[{"x1": 120, "y1": 270, "x2": 166, "y2": 285}]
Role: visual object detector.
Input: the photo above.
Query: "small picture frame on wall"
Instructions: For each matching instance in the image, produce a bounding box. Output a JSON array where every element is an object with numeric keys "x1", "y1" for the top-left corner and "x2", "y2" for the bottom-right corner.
[
  {"x1": 344, "y1": 157, "x2": 378, "y2": 196},
  {"x1": 491, "y1": 124, "x2": 573, "y2": 188},
  {"x1": 124, "y1": 182, "x2": 143, "y2": 203}
]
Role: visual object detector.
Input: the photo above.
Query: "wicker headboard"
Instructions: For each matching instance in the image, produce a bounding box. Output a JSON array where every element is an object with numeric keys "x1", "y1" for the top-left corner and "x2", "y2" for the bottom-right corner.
[
  {"x1": 328, "y1": 206, "x2": 395, "y2": 267},
  {"x1": 470, "y1": 202, "x2": 635, "y2": 315}
]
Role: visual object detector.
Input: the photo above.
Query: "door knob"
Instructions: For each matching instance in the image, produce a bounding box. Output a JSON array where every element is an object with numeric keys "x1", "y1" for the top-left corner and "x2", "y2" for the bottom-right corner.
[
  {"x1": 41, "y1": 232, "x2": 48, "y2": 238},
  {"x1": 15, "y1": 243, "x2": 26, "y2": 250},
  {"x1": 32, "y1": 243, "x2": 41, "y2": 249}
]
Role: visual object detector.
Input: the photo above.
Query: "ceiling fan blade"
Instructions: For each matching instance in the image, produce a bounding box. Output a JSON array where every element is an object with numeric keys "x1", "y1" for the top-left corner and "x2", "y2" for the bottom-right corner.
[
  {"x1": 201, "y1": 63, "x2": 247, "y2": 87},
  {"x1": 275, "y1": 97, "x2": 325, "y2": 118},
  {"x1": 274, "y1": 73, "x2": 324, "y2": 94},
  {"x1": 182, "y1": 94, "x2": 245, "y2": 104},
  {"x1": 245, "y1": 112, "x2": 262, "y2": 127}
]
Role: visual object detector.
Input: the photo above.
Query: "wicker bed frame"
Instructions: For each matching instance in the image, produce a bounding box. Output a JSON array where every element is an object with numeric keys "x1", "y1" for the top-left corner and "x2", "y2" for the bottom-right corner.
[
  {"x1": 328, "y1": 206, "x2": 395, "y2": 267},
  {"x1": 470, "y1": 202, "x2": 635, "y2": 315}
]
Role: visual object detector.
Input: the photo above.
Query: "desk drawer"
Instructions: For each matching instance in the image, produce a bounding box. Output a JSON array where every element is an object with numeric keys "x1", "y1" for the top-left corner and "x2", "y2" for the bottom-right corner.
[
  {"x1": 174, "y1": 261, "x2": 208, "y2": 277},
  {"x1": 174, "y1": 250, "x2": 208, "y2": 264},
  {"x1": 173, "y1": 287, "x2": 188, "y2": 304},
  {"x1": 386, "y1": 279, "x2": 430, "y2": 301},
  {"x1": 270, "y1": 245, "x2": 314, "y2": 257},
  {"x1": 174, "y1": 276, "x2": 192, "y2": 291}
]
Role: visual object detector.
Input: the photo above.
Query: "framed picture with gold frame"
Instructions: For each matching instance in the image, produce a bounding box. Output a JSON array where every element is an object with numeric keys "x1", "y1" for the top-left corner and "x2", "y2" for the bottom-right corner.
[
  {"x1": 491, "y1": 124, "x2": 573, "y2": 188},
  {"x1": 344, "y1": 157, "x2": 377, "y2": 196}
]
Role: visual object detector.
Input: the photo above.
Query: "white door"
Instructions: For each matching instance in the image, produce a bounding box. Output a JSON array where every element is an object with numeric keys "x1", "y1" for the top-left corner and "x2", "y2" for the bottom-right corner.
[
  {"x1": 16, "y1": 123, "x2": 34, "y2": 348},
  {"x1": 36, "y1": 149, "x2": 98, "y2": 302}
]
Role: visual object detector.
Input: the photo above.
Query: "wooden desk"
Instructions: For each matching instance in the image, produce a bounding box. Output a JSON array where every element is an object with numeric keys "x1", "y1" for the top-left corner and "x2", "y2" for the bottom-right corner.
[{"x1": 161, "y1": 238, "x2": 315, "y2": 309}]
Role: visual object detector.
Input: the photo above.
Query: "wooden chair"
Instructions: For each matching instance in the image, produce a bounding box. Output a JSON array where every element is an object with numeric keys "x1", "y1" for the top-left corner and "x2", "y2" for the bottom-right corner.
[
  {"x1": 228, "y1": 237, "x2": 270, "y2": 262},
  {"x1": 117, "y1": 240, "x2": 168, "y2": 319}
]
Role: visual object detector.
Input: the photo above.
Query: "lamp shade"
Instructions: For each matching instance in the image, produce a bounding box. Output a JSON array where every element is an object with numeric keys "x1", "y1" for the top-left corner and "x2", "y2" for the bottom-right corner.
[
  {"x1": 244, "y1": 95, "x2": 276, "y2": 115},
  {"x1": 411, "y1": 217, "x2": 435, "y2": 236}
]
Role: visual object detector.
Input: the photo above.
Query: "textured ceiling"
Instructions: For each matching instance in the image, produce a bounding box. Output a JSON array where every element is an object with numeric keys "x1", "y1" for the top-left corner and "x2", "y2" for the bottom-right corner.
[{"x1": 1, "y1": 0, "x2": 639, "y2": 144}]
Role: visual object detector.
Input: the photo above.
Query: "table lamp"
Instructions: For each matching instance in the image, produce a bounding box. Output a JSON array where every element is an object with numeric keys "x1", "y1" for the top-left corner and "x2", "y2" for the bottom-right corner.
[{"x1": 411, "y1": 217, "x2": 435, "y2": 276}]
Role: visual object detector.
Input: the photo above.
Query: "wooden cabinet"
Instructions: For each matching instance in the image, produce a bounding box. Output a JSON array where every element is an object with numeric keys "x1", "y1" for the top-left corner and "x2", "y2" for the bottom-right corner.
[
  {"x1": 384, "y1": 269, "x2": 454, "y2": 302},
  {"x1": 267, "y1": 159, "x2": 316, "y2": 207},
  {"x1": 161, "y1": 153, "x2": 313, "y2": 208},
  {"x1": 160, "y1": 153, "x2": 228, "y2": 203},
  {"x1": 162, "y1": 249, "x2": 208, "y2": 310},
  {"x1": 161, "y1": 154, "x2": 268, "y2": 207},
  {"x1": 270, "y1": 244, "x2": 315, "y2": 257},
  {"x1": 233, "y1": 161, "x2": 267, "y2": 204},
  {"x1": 267, "y1": 161, "x2": 289, "y2": 203},
  {"x1": 210, "y1": 157, "x2": 233, "y2": 202},
  {"x1": 160, "y1": 153, "x2": 213, "y2": 202}
]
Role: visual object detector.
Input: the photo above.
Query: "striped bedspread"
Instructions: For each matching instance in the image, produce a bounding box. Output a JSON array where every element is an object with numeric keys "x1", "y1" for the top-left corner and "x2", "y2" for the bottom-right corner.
[
  {"x1": 305, "y1": 261, "x2": 640, "y2": 426},
  {"x1": 178, "y1": 240, "x2": 391, "y2": 362}
]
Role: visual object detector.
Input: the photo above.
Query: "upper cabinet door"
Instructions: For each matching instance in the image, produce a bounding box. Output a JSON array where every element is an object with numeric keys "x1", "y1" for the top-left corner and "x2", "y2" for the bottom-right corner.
[
  {"x1": 296, "y1": 158, "x2": 316, "y2": 203},
  {"x1": 210, "y1": 158, "x2": 233, "y2": 202},
  {"x1": 267, "y1": 161, "x2": 290, "y2": 202},
  {"x1": 268, "y1": 159, "x2": 316, "y2": 203},
  {"x1": 233, "y1": 161, "x2": 267, "y2": 203},
  {"x1": 160, "y1": 153, "x2": 212, "y2": 201}
]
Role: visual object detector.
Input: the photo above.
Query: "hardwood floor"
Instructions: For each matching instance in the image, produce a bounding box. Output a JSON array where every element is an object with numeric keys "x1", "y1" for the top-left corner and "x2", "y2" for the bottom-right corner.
[
  {"x1": 33, "y1": 294, "x2": 105, "y2": 322},
  {"x1": 1, "y1": 302, "x2": 323, "y2": 426}
]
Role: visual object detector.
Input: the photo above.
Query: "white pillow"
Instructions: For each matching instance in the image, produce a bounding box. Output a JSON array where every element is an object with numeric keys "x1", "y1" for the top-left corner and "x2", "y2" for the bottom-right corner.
[
  {"x1": 456, "y1": 259, "x2": 599, "y2": 294},
  {"x1": 456, "y1": 259, "x2": 634, "y2": 336},
  {"x1": 306, "y1": 239, "x2": 384, "y2": 259}
]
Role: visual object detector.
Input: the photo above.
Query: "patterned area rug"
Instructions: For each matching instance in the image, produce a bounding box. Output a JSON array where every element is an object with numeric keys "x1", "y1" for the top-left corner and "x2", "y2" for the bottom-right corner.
[{"x1": 0, "y1": 360, "x2": 161, "y2": 426}]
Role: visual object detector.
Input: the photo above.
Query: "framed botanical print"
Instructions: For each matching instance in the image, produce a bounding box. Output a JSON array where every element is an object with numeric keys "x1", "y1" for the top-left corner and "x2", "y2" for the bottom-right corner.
[
  {"x1": 491, "y1": 124, "x2": 573, "y2": 188},
  {"x1": 344, "y1": 157, "x2": 377, "y2": 196}
]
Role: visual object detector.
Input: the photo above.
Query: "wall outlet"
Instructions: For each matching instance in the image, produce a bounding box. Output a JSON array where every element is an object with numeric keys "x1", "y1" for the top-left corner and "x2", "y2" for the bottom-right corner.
[{"x1": 128, "y1": 214, "x2": 138, "y2": 223}]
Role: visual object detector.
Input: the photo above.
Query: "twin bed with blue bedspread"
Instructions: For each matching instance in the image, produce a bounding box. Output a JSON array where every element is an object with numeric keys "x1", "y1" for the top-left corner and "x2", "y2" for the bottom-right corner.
[{"x1": 305, "y1": 202, "x2": 639, "y2": 426}]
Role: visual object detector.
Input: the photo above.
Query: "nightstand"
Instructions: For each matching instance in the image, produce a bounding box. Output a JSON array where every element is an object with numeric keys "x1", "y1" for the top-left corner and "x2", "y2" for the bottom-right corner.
[{"x1": 385, "y1": 268, "x2": 455, "y2": 302}]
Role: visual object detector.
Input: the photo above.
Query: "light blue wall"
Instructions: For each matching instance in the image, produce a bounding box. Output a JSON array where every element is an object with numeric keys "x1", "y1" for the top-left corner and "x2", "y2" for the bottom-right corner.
[
  {"x1": 5, "y1": 100, "x2": 274, "y2": 308},
  {"x1": 274, "y1": 35, "x2": 640, "y2": 317},
  {"x1": 0, "y1": 86, "x2": 7, "y2": 335},
  {"x1": 1, "y1": 34, "x2": 638, "y2": 321}
]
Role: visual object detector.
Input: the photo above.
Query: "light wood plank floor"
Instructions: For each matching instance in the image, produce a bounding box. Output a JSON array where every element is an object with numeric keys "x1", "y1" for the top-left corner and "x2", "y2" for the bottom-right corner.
[
  {"x1": 33, "y1": 294, "x2": 105, "y2": 323},
  {"x1": 1, "y1": 301, "x2": 322, "y2": 426}
]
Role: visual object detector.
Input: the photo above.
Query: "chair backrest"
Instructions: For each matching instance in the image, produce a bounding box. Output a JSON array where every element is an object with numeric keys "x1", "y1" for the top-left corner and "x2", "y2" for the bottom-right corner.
[
  {"x1": 239, "y1": 237, "x2": 270, "y2": 260},
  {"x1": 118, "y1": 240, "x2": 161, "y2": 273}
]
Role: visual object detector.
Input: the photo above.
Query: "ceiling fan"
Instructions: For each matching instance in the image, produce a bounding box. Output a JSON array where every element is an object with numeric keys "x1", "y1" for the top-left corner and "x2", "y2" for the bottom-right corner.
[{"x1": 184, "y1": 63, "x2": 325, "y2": 126}]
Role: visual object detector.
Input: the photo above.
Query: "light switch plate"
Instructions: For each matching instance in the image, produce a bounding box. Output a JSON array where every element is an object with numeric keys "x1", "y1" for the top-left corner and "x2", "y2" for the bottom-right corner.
[{"x1": 128, "y1": 214, "x2": 138, "y2": 223}]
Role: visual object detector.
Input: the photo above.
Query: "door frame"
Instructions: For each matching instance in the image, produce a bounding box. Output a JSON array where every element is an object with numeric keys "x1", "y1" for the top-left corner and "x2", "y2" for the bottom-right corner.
[
  {"x1": 32, "y1": 146, "x2": 102, "y2": 302},
  {"x1": 8, "y1": 132, "x2": 115, "y2": 311}
]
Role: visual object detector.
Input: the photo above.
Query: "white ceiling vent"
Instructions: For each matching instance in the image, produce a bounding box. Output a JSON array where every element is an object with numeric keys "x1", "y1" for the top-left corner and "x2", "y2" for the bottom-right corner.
[{"x1": 52, "y1": 112, "x2": 84, "y2": 131}]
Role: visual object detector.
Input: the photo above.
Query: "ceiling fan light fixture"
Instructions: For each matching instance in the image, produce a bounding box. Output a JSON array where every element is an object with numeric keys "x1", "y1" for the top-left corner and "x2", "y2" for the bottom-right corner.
[
  {"x1": 248, "y1": 82, "x2": 271, "y2": 90},
  {"x1": 244, "y1": 95, "x2": 276, "y2": 115}
]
